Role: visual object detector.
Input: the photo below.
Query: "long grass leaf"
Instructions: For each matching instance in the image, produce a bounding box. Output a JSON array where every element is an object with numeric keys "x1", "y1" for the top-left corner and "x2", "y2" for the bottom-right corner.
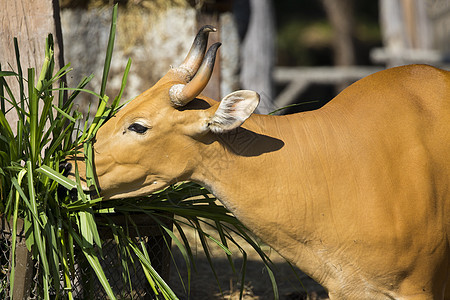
[
  {"x1": 84, "y1": 207, "x2": 102, "y2": 249},
  {"x1": 239, "y1": 252, "x2": 248, "y2": 300},
  {"x1": 100, "y1": 4, "x2": 118, "y2": 98},
  {"x1": 266, "y1": 263, "x2": 279, "y2": 300},
  {"x1": 36, "y1": 165, "x2": 77, "y2": 190},
  {"x1": 13, "y1": 38, "x2": 25, "y2": 112},
  {"x1": 78, "y1": 211, "x2": 93, "y2": 248},
  {"x1": 126, "y1": 216, "x2": 159, "y2": 293},
  {"x1": 214, "y1": 220, "x2": 236, "y2": 273},
  {"x1": 0, "y1": 71, "x2": 17, "y2": 78},
  {"x1": 127, "y1": 239, "x2": 178, "y2": 300},
  {"x1": 28, "y1": 68, "x2": 39, "y2": 165},
  {"x1": 8, "y1": 169, "x2": 27, "y2": 299},
  {"x1": 111, "y1": 58, "x2": 131, "y2": 110},
  {"x1": 65, "y1": 224, "x2": 117, "y2": 300},
  {"x1": 288, "y1": 261, "x2": 309, "y2": 295},
  {"x1": 52, "y1": 104, "x2": 78, "y2": 123},
  {"x1": 86, "y1": 95, "x2": 108, "y2": 139},
  {"x1": 0, "y1": 110, "x2": 16, "y2": 152},
  {"x1": 10, "y1": 179, "x2": 43, "y2": 229},
  {"x1": 26, "y1": 161, "x2": 50, "y2": 299},
  {"x1": 60, "y1": 229, "x2": 73, "y2": 299},
  {"x1": 0, "y1": 65, "x2": 5, "y2": 113},
  {"x1": 192, "y1": 219, "x2": 223, "y2": 294},
  {"x1": 53, "y1": 87, "x2": 103, "y2": 100},
  {"x1": 36, "y1": 34, "x2": 54, "y2": 92},
  {"x1": 205, "y1": 232, "x2": 232, "y2": 255},
  {"x1": 37, "y1": 95, "x2": 54, "y2": 143},
  {"x1": 66, "y1": 74, "x2": 94, "y2": 106},
  {"x1": 41, "y1": 211, "x2": 61, "y2": 292},
  {"x1": 83, "y1": 141, "x2": 95, "y2": 188}
]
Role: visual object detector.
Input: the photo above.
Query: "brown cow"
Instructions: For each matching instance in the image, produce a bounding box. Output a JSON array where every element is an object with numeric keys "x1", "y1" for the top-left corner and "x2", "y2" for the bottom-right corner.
[{"x1": 68, "y1": 26, "x2": 450, "y2": 299}]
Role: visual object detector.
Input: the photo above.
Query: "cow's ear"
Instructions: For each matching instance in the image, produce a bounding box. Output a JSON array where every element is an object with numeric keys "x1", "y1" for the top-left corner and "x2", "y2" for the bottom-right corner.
[{"x1": 206, "y1": 90, "x2": 260, "y2": 133}]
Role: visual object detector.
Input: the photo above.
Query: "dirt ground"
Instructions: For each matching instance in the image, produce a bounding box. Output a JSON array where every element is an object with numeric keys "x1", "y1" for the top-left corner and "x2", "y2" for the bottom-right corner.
[{"x1": 168, "y1": 222, "x2": 329, "y2": 300}]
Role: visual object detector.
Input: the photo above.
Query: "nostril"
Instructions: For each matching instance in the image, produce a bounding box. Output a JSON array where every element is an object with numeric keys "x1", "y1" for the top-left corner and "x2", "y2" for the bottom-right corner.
[
  {"x1": 69, "y1": 188, "x2": 78, "y2": 201},
  {"x1": 59, "y1": 162, "x2": 72, "y2": 176},
  {"x1": 57, "y1": 162, "x2": 75, "y2": 200}
]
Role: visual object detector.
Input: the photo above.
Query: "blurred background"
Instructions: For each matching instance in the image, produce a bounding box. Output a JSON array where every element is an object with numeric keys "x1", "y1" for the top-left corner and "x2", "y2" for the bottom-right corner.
[
  {"x1": 2, "y1": 0, "x2": 450, "y2": 118},
  {"x1": 55, "y1": 0, "x2": 450, "y2": 117}
]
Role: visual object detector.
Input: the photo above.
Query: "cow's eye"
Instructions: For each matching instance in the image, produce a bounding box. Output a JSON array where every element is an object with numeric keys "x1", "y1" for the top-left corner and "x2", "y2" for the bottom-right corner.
[{"x1": 128, "y1": 123, "x2": 148, "y2": 134}]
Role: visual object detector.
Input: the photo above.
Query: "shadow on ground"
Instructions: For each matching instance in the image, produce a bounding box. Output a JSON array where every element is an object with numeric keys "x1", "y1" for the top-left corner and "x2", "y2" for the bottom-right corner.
[{"x1": 168, "y1": 225, "x2": 329, "y2": 300}]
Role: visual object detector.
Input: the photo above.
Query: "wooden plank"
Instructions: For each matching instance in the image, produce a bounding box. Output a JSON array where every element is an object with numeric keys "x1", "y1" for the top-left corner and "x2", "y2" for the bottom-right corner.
[{"x1": 0, "y1": 0, "x2": 64, "y2": 133}]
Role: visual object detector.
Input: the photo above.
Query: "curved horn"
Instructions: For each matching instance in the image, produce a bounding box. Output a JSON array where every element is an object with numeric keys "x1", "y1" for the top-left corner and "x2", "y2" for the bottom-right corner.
[
  {"x1": 179, "y1": 25, "x2": 216, "y2": 79},
  {"x1": 170, "y1": 42, "x2": 221, "y2": 107}
]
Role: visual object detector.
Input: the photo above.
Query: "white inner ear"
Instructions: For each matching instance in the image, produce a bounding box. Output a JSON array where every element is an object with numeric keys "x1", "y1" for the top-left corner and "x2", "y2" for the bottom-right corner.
[{"x1": 208, "y1": 90, "x2": 260, "y2": 133}]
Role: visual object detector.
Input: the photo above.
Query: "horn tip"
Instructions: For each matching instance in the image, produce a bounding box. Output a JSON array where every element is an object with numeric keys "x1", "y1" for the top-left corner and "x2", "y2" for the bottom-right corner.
[
  {"x1": 199, "y1": 25, "x2": 217, "y2": 33},
  {"x1": 209, "y1": 42, "x2": 222, "y2": 51}
]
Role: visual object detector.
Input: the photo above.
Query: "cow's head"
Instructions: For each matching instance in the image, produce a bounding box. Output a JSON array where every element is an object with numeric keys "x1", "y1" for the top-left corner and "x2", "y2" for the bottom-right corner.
[{"x1": 67, "y1": 26, "x2": 260, "y2": 199}]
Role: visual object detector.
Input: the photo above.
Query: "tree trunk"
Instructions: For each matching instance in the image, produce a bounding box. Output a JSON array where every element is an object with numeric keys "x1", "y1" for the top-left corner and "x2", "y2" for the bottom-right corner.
[
  {"x1": 320, "y1": 0, "x2": 356, "y2": 92},
  {"x1": 321, "y1": 0, "x2": 356, "y2": 67},
  {"x1": 239, "y1": 0, "x2": 276, "y2": 114}
]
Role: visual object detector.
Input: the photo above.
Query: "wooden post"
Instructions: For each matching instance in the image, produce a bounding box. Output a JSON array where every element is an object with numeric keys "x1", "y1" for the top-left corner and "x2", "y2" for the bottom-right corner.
[
  {"x1": 10, "y1": 219, "x2": 34, "y2": 299},
  {"x1": 0, "y1": 0, "x2": 64, "y2": 297},
  {"x1": 1, "y1": 218, "x2": 34, "y2": 299},
  {"x1": 0, "y1": 0, "x2": 64, "y2": 132},
  {"x1": 240, "y1": 0, "x2": 276, "y2": 114}
]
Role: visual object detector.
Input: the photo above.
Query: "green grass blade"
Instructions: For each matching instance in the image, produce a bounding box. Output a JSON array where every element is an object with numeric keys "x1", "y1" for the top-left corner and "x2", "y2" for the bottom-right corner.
[
  {"x1": 164, "y1": 222, "x2": 192, "y2": 294},
  {"x1": 128, "y1": 239, "x2": 178, "y2": 300},
  {"x1": 204, "y1": 231, "x2": 232, "y2": 255},
  {"x1": 36, "y1": 34, "x2": 54, "y2": 92},
  {"x1": 28, "y1": 68, "x2": 39, "y2": 165},
  {"x1": 24, "y1": 213, "x2": 34, "y2": 253},
  {"x1": 111, "y1": 58, "x2": 131, "y2": 110},
  {"x1": 36, "y1": 165, "x2": 77, "y2": 190},
  {"x1": 125, "y1": 216, "x2": 159, "y2": 294},
  {"x1": 65, "y1": 224, "x2": 117, "y2": 300},
  {"x1": 13, "y1": 38, "x2": 25, "y2": 112},
  {"x1": 59, "y1": 229, "x2": 73, "y2": 299},
  {"x1": 86, "y1": 95, "x2": 108, "y2": 139},
  {"x1": 84, "y1": 207, "x2": 102, "y2": 249},
  {"x1": 192, "y1": 219, "x2": 223, "y2": 294},
  {"x1": 8, "y1": 169, "x2": 27, "y2": 299},
  {"x1": 0, "y1": 74, "x2": 22, "y2": 120},
  {"x1": 287, "y1": 261, "x2": 309, "y2": 295},
  {"x1": 100, "y1": 4, "x2": 118, "y2": 98},
  {"x1": 38, "y1": 95, "x2": 54, "y2": 142},
  {"x1": 26, "y1": 161, "x2": 50, "y2": 299},
  {"x1": 0, "y1": 71, "x2": 17, "y2": 77},
  {"x1": 53, "y1": 87, "x2": 103, "y2": 101},
  {"x1": 83, "y1": 141, "x2": 95, "y2": 188},
  {"x1": 84, "y1": 249, "x2": 116, "y2": 299},
  {"x1": 0, "y1": 65, "x2": 5, "y2": 113},
  {"x1": 214, "y1": 220, "x2": 236, "y2": 273},
  {"x1": 66, "y1": 74, "x2": 94, "y2": 106},
  {"x1": 41, "y1": 211, "x2": 61, "y2": 293},
  {"x1": 266, "y1": 263, "x2": 279, "y2": 300},
  {"x1": 10, "y1": 178, "x2": 42, "y2": 226},
  {"x1": 77, "y1": 211, "x2": 93, "y2": 248},
  {"x1": 239, "y1": 251, "x2": 248, "y2": 300},
  {"x1": 52, "y1": 104, "x2": 78, "y2": 123},
  {"x1": 0, "y1": 110, "x2": 16, "y2": 158}
]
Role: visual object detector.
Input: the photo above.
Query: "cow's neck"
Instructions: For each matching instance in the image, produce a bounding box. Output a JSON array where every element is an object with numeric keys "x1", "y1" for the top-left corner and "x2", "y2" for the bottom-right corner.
[{"x1": 191, "y1": 104, "x2": 352, "y2": 286}]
